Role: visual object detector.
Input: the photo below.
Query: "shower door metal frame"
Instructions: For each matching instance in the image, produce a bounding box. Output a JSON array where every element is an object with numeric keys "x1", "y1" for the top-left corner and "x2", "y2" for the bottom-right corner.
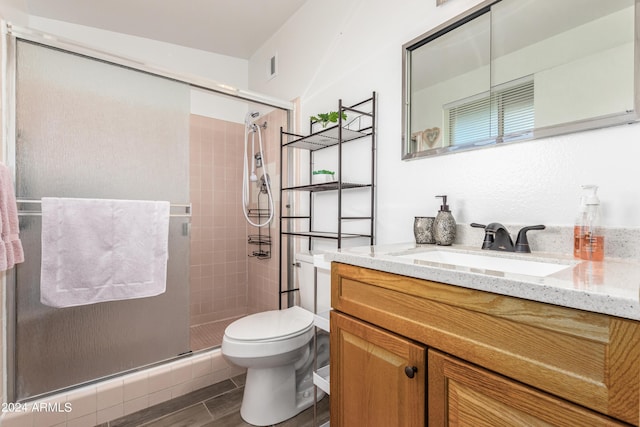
[
  {"x1": 4, "y1": 23, "x2": 294, "y2": 111},
  {"x1": 2, "y1": 22, "x2": 294, "y2": 403}
]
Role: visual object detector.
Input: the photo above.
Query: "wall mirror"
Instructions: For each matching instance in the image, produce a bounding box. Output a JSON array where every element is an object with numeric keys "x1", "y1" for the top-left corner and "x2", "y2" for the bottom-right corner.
[{"x1": 402, "y1": 0, "x2": 638, "y2": 160}]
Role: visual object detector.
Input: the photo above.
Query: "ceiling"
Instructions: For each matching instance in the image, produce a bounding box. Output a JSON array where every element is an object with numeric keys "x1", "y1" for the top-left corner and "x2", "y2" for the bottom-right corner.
[{"x1": 24, "y1": 0, "x2": 309, "y2": 59}]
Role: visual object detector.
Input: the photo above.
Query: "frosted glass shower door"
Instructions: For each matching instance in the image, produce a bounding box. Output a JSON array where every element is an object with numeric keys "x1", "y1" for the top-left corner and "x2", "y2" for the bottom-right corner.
[{"x1": 12, "y1": 40, "x2": 191, "y2": 400}]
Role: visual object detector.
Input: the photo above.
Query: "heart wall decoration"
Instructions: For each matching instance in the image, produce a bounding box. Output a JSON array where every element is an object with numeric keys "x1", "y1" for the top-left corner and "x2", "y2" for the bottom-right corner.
[{"x1": 422, "y1": 127, "x2": 441, "y2": 148}]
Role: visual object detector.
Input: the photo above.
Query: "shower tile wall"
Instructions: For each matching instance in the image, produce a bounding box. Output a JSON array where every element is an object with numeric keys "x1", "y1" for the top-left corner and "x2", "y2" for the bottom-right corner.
[
  {"x1": 189, "y1": 115, "x2": 248, "y2": 327},
  {"x1": 189, "y1": 110, "x2": 286, "y2": 342}
]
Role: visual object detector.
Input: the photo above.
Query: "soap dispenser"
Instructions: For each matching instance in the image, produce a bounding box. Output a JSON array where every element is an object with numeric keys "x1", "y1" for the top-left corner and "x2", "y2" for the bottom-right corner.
[
  {"x1": 573, "y1": 189, "x2": 588, "y2": 258},
  {"x1": 434, "y1": 195, "x2": 456, "y2": 246}
]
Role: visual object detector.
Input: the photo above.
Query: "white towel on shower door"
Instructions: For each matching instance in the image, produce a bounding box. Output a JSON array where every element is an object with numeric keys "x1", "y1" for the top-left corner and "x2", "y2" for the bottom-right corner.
[{"x1": 40, "y1": 197, "x2": 170, "y2": 308}]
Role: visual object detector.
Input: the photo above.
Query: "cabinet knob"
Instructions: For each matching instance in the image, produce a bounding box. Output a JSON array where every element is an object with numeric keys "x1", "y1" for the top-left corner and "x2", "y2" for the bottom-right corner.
[{"x1": 404, "y1": 366, "x2": 418, "y2": 379}]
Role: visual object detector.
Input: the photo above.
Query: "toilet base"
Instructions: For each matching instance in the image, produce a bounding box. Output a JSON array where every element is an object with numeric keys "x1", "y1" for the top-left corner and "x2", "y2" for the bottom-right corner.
[{"x1": 240, "y1": 364, "x2": 322, "y2": 426}]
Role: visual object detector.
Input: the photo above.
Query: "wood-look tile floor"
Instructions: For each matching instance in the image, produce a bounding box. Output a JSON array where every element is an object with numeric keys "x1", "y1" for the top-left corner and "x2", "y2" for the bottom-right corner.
[{"x1": 100, "y1": 374, "x2": 330, "y2": 427}]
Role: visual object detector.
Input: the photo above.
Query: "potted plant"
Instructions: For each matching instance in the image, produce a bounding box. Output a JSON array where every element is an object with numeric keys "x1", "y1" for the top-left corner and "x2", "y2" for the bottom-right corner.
[
  {"x1": 310, "y1": 111, "x2": 347, "y2": 128},
  {"x1": 312, "y1": 169, "x2": 336, "y2": 183}
]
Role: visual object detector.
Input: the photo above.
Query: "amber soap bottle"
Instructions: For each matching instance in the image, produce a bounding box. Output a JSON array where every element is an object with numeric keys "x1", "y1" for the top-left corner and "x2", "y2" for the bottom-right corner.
[{"x1": 573, "y1": 190, "x2": 587, "y2": 258}]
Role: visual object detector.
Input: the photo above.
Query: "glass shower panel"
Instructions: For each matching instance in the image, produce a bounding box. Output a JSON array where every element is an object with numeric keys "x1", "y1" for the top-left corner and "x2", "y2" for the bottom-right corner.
[{"x1": 13, "y1": 40, "x2": 191, "y2": 400}]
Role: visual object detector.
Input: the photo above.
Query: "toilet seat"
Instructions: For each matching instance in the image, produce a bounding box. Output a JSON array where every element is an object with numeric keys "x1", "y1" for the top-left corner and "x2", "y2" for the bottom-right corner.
[
  {"x1": 225, "y1": 306, "x2": 314, "y2": 342},
  {"x1": 222, "y1": 306, "x2": 315, "y2": 359}
]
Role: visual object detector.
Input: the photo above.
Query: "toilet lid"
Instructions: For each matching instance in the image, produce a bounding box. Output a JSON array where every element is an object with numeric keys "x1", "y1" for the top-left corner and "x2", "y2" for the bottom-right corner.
[{"x1": 225, "y1": 306, "x2": 314, "y2": 341}]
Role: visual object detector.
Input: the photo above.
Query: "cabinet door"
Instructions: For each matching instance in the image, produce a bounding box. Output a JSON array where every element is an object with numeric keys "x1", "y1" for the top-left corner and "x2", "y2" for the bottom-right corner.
[
  {"x1": 330, "y1": 311, "x2": 426, "y2": 427},
  {"x1": 428, "y1": 349, "x2": 628, "y2": 426}
]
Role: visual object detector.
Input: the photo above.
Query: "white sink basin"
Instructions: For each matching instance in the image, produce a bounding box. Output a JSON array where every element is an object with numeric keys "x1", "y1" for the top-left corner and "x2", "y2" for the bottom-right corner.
[{"x1": 397, "y1": 250, "x2": 573, "y2": 277}]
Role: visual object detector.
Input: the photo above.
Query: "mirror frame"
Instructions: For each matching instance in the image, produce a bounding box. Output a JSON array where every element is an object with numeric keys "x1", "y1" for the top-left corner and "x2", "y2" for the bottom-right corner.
[{"x1": 402, "y1": 0, "x2": 640, "y2": 160}]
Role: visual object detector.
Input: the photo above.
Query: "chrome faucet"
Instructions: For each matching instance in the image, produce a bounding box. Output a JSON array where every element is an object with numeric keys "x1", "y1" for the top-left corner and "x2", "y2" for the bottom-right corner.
[{"x1": 471, "y1": 223, "x2": 545, "y2": 253}]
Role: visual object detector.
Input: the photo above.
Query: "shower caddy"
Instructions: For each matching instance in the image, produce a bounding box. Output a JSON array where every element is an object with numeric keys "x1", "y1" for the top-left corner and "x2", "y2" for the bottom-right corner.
[
  {"x1": 278, "y1": 92, "x2": 376, "y2": 426},
  {"x1": 247, "y1": 207, "x2": 271, "y2": 259}
]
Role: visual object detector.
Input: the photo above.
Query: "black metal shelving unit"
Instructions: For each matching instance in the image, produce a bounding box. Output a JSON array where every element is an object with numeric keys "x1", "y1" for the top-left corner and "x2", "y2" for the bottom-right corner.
[
  {"x1": 278, "y1": 92, "x2": 376, "y2": 307},
  {"x1": 278, "y1": 92, "x2": 376, "y2": 427}
]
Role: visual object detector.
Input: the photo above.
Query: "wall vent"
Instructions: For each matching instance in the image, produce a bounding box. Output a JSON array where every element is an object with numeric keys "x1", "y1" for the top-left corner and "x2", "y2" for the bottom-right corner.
[{"x1": 267, "y1": 53, "x2": 278, "y2": 80}]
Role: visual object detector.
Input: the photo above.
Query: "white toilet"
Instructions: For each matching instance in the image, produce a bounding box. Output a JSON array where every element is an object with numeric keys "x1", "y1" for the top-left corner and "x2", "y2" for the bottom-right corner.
[{"x1": 221, "y1": 252, "x2": 330, "y2": 426}]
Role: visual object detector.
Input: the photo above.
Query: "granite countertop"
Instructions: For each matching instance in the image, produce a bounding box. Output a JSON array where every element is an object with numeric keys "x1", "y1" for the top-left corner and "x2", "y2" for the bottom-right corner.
[{"x1": 324, "y1": 243, "x2": 640, "y2": 321}]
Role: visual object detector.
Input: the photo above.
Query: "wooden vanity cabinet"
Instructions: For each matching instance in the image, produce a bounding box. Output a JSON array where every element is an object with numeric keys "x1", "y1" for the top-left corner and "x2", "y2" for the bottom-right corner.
[
  {"x1": 331, "y1": 312, "x2": 426, "y2": 426},
  {"x1": 330, "y1": 262, "x2": 640, "y2": 426},
  {"x1": 429, "y1": 349, "x2": 628, "y2": 426}
]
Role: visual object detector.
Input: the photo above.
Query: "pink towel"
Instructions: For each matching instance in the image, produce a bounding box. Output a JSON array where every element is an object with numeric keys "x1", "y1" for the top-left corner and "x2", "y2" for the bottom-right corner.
[{"x1": 0, "y1": 163, "x2": 24, "y2": 271}]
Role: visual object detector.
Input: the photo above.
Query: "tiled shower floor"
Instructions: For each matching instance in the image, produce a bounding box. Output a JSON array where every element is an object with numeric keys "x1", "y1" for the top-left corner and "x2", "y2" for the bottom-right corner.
[
  {"x1": 190, "y1": 317, "x2": 242, "y2": 351},
  {"x1": 100, "y1": 374, "x2": 330, "y2": 426}
]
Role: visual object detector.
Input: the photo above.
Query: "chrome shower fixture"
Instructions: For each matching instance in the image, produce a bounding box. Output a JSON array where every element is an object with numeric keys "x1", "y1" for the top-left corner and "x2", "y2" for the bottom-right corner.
[
  {"x1": 259, "y1": 174, "x2": 271, "y2": 194},
  {"x1": 243, "y1": 111, "x2": 274, "y2": 227},
  {"x1": 245, "y1": 111, "x2": 267, "y2": 132},
  {"x1": 245, "y1": 110, "x2": 260, "y2": 126}
]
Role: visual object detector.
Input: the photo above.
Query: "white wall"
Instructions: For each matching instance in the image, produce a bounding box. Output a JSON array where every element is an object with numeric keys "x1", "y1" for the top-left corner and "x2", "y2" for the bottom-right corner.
[
  {"x1": 248, "y1": 0, "x2": 640, "y2": 247},
  {"x1": 0, "y1": 0, "x2": 27, "y2": 24}
]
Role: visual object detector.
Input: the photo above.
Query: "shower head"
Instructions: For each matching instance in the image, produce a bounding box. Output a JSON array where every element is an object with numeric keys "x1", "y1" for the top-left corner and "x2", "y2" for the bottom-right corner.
[{"x1": 245, "y1": 111, "x2": 260, "y2": 126}]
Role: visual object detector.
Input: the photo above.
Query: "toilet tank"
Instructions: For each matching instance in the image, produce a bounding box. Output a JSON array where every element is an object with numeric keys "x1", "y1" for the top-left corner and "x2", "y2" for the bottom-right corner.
[{"x1": 295, "y1": 252, "x2": 331, "y2": 313}]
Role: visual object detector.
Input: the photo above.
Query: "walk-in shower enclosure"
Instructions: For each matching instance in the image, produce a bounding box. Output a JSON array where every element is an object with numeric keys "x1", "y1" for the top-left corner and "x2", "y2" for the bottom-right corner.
[
  {"x1": 3, "y1": 24, "x2": 293, "y2": 402},
  {"x1": 9, "y1": 39, "x2": 192, "y2": 401}
]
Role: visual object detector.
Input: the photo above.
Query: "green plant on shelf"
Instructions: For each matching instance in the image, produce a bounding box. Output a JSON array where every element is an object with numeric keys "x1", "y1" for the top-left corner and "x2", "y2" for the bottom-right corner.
[
  {"x1": 313, "y1": 169, "x2": 335, "y2": 176},
  {"x1": 310, "y1": 111, "x2": 347, "y2": 128}
]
